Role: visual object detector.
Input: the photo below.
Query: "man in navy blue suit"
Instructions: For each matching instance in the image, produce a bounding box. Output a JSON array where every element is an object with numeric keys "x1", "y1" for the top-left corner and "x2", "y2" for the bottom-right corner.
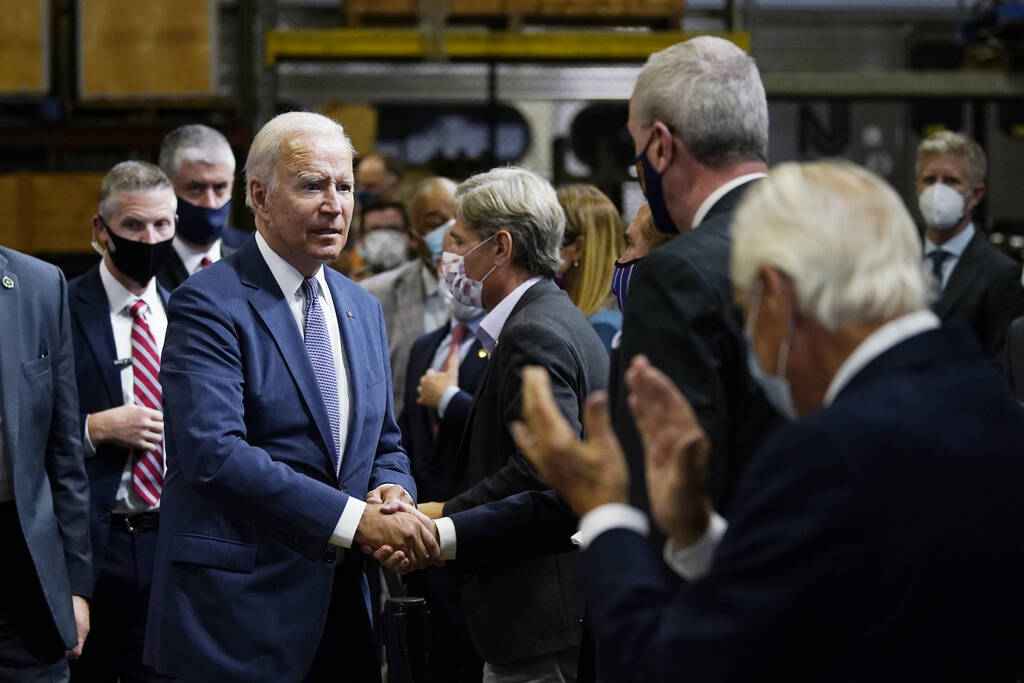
[
  {"x1": 144, "y1": 112, "x2": 438, "y2": 682},
  {"x1": 514, "y1": 160, "x2": 1024, "y2": 682},
  {"x1": 69, "y1": 160, "x2": 177, "y2": 682}
]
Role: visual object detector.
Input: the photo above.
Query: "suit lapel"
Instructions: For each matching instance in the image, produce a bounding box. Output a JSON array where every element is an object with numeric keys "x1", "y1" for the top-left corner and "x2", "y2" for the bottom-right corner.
[
  {"x1": 934, "y1": 232, "x2": 983, "y2": 318},
  {"x1": 0, "y1": 252, "x2": 19, "y2": 468},
  {"x1": 74, "y1": 267, "x2": 122, "y2": 407},
  {"x1": 326, "y1": 273, "x2": 367, "y2": 486},
  {"x1": 239, "y1": 241, "x2": 338, "y2": 479}
]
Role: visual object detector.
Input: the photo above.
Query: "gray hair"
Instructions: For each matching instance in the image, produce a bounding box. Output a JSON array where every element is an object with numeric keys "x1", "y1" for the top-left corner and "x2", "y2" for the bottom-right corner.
[
  {"x1": 632, "y1": 36, "x2": 768, "y2": 167},
  {"x1": 730, "y1": 160, "x2": 930, "y2": 332},
  {"x1": 915, "y1": 130, "x2": 987, "y2": 185},
  {"x1": 98, "y1": 161, "x2": 175, "y2": 218},
  {"x1": 244, "y1": 111, "x2": 355, "y2": 208},
  {"x1": 455, "y1": 167, "x2": 564, "y2": 278},
  {"x1": 158, "y1": 124, "x2": 235, "y2": 180}
]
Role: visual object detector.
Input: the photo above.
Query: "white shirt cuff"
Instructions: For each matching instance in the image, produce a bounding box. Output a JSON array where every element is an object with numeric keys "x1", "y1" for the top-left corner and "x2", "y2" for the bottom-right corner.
[
  {"x1": 436, "y1": 516, "x2": 458, "y2": 560},
  {"x1": 436, "y1": 386, "x2": 461, "y2": 418},
  {"x1": 83, "y1": 415, "x2": 97, "y2": 457},
  {"x1": 662, "y1": 511, "x2": 728, "y2": 581},
  {"x1": 576, "y1": 503, "x2": 649, "y2": 549},
  {"x1": 330, "y1": 497, "x2": 367, "y2": 548}
]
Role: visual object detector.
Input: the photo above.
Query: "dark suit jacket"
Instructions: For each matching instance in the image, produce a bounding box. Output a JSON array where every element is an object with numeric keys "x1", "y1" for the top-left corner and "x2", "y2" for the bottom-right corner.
[
  {"x1": 585, "y1": 324, "x2": 1024, "y2": 682},
  {"x1": 398, "y1": 320, "x2": 487, "y2": 502},
  {"x1": 614, "y1": 182, "x2": 780, "y2": 521},
  {"x1": 443, "y1": 278, "x2": 609, "y2": 665},
  {"x1": 220, "y1": 226, "x2": 251, "y2": 250},
  {"x1": 68, "y1": 264, "x2": 171, "y2": 581},
  {"x1": 1004, "y1": 315, "x2": 1024, "y2": 400},
  {"x1": 155, "y1": 240, "x2": 239, "y2": 292},
  {"x1": 931, "y1": 229, "x2": 1024, "y2": 370},
  {"x1": 0, "y1": 247, "x2": 92, "y2": 648},
  {"x1": 143, "y1": 237, "x2": 416, "y2": 681}
]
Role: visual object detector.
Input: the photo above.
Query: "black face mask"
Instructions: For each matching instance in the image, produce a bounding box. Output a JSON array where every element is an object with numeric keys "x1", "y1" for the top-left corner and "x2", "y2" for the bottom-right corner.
[
  {"x1": 100, "y1": 219, "x2": 175, "y2": 287},
  {"x1": 635, "y1": 136, "x2": 679, "y2": 236},
  {"x1": 175, "y1": 196, "x2": 231, "y2": 245}
]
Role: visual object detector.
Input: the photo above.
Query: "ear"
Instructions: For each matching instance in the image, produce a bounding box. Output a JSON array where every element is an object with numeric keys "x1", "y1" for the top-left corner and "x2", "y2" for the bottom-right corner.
[
  {"x1": 493, "y1": 230, "x2": 514, "y2": 266},
  {"x1": 967, "y1": 182, "x2": 986, "y2": 212},
  {"x1": 759, "y1": 264, "x2": 797, "y2": 323},
  {"x1": 647, "y1": 120, "x2": 676, "y2": 174},
  {"x1": 91, "y1": 215, "x2": 109, "y2": 249},
  {"x1": 563, "y1": 234, "x2": 585, "y2": 264},
  {"x1": 249, "y1": 178, "x2": 271, "y2": 221}
]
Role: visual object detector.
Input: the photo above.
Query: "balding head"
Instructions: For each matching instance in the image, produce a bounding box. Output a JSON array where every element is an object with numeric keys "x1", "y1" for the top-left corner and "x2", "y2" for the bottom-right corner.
[{"x1": 409, "y1": 177, "x2": 458, "y2": 236}]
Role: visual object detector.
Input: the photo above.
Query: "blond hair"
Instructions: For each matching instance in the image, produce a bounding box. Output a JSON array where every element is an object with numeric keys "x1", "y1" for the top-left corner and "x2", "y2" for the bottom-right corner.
[{"x1": 557, "y1": 184, "x2": 624, "y2": 317}]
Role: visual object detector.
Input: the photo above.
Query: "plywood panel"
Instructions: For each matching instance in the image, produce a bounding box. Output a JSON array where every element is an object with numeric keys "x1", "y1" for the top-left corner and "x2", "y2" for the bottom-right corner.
[
  {"x1": 27, "y1": 173, "x2": 104, "y2": 253},
  {"x1": 0, "y1": 1, "x2": 48, "y2": 94},
  {"x1": 0, "y1": 175, "x2": 30, "y2": 252},
  {"x1": 79, "y1": 0, "x2": 213, "y2": 98}
]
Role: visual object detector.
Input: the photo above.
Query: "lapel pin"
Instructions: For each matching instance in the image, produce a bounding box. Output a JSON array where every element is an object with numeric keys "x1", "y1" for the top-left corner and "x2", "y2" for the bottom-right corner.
[
  {"x1": 2, "y1": 276, "x2": 13, "y2": 289},
  {"x1": 346, "y1": 311, "x2": 355, "y2": 318},
  {"x1": 478, "y1": 349, "x2": 488, "y2": 359}
]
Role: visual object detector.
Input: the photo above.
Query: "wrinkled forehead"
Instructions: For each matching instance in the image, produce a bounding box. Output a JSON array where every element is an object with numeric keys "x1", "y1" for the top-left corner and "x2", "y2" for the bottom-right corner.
[
  {"x1": 105, "y1": 188, "x2": 177, "y2": 219},
  {"x1": 279, "y1": 132, "x2": 353, "y2": 177}
]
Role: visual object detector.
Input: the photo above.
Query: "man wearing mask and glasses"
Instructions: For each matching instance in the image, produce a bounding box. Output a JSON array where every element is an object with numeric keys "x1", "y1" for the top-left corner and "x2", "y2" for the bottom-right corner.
[
  {"x1": 156, "y1": 124, "x2": 248, "y2": 291},
  {"x1": 915, "y1": 130, "x2": 1024, "y2": 371},
  {"x1": 67, "y1": 161, "x2": 176, "y2": 682}
]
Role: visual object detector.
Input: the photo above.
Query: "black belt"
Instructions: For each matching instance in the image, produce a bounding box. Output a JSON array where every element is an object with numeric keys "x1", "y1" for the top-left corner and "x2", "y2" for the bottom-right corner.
[{"x1": 101, "y1": 511, "x2": 159, "y2": 533}]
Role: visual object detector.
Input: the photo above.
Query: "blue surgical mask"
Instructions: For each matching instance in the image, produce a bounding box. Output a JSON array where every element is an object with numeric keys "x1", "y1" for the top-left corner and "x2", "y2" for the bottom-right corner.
[
  {"x1": 610, "y1": 257, "x2": 641, "y2": 312},
  {"x1": 175, "y1": 197, "x2": 231, "y2": 246},
  {"x1": 634, "y1": 138, "x2": 678, "y2": 235},
  {"x1": 744, "y1": 283, "x2": 797, "y2": 420},
  {"x1": 424, "y1": 218, "x2": 455, "y2": 263}
]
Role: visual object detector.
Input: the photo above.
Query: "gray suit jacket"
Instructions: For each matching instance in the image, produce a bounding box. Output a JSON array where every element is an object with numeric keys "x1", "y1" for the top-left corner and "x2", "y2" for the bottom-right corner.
[
  {"x1": 360, "y1": 258, "x2": 445, "y2": 417},
  {"x1": 0, "y1": 246, "x2": 92, "y2": 649}
]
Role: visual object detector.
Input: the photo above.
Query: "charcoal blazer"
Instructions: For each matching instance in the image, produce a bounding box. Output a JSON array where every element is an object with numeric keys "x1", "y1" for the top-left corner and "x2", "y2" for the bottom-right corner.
[
  {"x1": 444, "y1": 278, "x2": 609, "y2": 665},
  {"x1": 68, "y1": 263, "x2": 170, "y2": 580},
  {"x1": 931, "y1": 229, "x2": 1024, "y2": 370},
  {"x1": 143, "y1": 237, "x2": 416, "y2": 681},
  {"x1": 613, "y1": 182, "x2": 780, "y2": 521},
  {"x1": 585, "y1": 325, "x2": 1024, "y2": 682},
  {"x1": 399, "y1": 320, "x2": 487, "y2": 502},
  {"x1": 0, "y1": 246, "x2": 91, "y2": 648}
]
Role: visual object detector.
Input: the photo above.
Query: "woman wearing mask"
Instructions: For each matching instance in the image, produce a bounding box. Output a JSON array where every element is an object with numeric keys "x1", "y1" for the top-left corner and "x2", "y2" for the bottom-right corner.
[
  {"x1": 611, "y1": 202, "x2": 672, "y2": 314},
  {"x1": 556, "y1": 184, "x2": 625, "y2": 350}
]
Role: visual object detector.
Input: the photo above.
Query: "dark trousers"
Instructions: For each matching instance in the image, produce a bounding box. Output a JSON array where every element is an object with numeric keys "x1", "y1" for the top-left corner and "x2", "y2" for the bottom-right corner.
[
  {"x1": 406, "y1": 567, "x2": 483, "y2": 683},
  {"x1": 70, "y1": 523, "x2": 167, "y2": 683},
  {"x1": 303, "y1": 551, "x2": 381, "y2": 683},
  {"x1": 0, "y1": 502, "x2": 69, "y2": 682}
]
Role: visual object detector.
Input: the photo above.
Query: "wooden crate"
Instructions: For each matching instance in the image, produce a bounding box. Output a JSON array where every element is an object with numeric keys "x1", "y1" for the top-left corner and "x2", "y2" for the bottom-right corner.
[
  {"x1": 79, "y1": 0, "x2": 214, "y2": 98},
  {"x1": 0, "y1": 173, "x2": 105, "y2": 253},
  {"x1": 0, "y1": 1, "x2": 49, "y2": 94}
]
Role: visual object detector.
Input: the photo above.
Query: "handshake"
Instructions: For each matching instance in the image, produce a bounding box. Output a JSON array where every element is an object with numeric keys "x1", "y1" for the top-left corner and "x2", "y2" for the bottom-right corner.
[{"x1": 352, "y1": 484, "x2": 445, "y2": 574}]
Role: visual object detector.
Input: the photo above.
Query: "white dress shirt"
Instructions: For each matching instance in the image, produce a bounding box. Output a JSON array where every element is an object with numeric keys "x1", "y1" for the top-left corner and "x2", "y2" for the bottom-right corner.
[
  {"x1": 254, "y1": 233, "x2": 365, "y2": 548},
  {"x1": 923, "y1": 222, "x2": 974, "y2": 291},
  {"x1": 172, "y1": 235, "x2": 223, "y2": 275},
  {"x1": 85, "y1": 260, "x2": 168, "y2": 513},
  {"x1": 579, "y1": 309, "x2": 942, "y2": 579},
  {"x1": 690, "y1": 173, "x2": 767, "y2": 229}
]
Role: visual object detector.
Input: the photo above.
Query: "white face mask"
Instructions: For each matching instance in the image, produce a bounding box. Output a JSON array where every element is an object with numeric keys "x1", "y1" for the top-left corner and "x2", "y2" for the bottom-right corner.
[
  {"x1": 362, "y1": 229, "x2": 409, "y2": 271},
  {"x1": 441, "y1": 234, "x2": 498, "y2": 309},
  {"x1": 918, "y1": 182, "x2": 967, "y2": 231}
]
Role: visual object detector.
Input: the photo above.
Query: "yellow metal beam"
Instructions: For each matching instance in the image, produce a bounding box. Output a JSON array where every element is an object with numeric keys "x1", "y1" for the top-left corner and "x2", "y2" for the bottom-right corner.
[{"x1": 264, "y1": 29, "x2": 751, "y2": 65}]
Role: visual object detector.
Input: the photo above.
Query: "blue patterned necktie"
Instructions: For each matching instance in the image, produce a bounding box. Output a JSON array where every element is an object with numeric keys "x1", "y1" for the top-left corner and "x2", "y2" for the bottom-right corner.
[
  {"x1": 301, "y1": 277, "x2": 342, "y2": 474},
  {"x1": 928, "y1": 249, "x2": 951, "y2": 290}
]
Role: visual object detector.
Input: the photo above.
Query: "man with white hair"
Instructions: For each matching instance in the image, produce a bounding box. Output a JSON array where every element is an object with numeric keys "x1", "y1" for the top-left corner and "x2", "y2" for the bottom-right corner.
[
  {"x1": 514, "y1": 160, "x2": 1024, "y2": 682},
  {"x1": 156, "y1": 124, "x2": 249, "y2": 290},
  {"x1": 414, "y1": 167, "x2": 609, "y2": 682},
  {"x1": 915, "y1": 130, "x2": 1024, "y2": 368},
  {"x1": 615, "y1": 36, "x2": 780, "y2": 524},
  {"x1": 144, "y1": 112, "x2": 437, "y2": 682}
]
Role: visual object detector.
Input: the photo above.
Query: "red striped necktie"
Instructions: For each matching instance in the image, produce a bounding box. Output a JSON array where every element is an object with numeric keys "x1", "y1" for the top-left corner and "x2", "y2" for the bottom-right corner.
[
  {"x1": 129, "y1": 300, "x2": 164, "y2": 505},
  {"x1": 199, "y1": 256, "x2": 213, "y2": 270}
]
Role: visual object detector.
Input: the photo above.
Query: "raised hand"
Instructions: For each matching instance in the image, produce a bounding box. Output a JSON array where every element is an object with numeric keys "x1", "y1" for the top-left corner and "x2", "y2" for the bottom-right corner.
[
  {"x1": 416, "y1": 356, "x2": 459, "y2": 409},
  {"x1": 511, "y1": 366, "x2": 629, "y2": 517},
  {"x1": 625, "y1": 355, "x2": 712, "y2": 546}
]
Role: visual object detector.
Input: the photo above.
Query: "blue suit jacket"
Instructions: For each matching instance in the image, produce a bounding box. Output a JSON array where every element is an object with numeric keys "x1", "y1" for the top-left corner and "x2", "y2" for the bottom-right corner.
[
  {"x1": 144, "y1": 237, "x2": 416, "y2": 681},
  {"x1": 0, "y1": 247, "x2": 91, "y2": 648},
  {"x1": 585, "y1": 324, "x2": 1024, "y2": 682},
  {"x1": 398, "y1": 320, "x2": 487, "y2": 502},
  {"x1": 68, "y1": 263, "x2": 170, "y2": 581}
]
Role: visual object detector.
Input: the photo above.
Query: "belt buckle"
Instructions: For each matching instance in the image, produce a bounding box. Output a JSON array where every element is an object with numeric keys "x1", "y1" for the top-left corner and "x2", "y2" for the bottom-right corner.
[{"x1": 124, "y1": 516, "x2": 136, "y2": 533}]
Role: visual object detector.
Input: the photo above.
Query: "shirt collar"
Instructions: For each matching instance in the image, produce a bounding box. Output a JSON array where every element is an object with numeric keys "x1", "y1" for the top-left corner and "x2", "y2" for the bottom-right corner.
[
  {"x1": 476, "y1": 276, "x2": 543, "y2": 352},
  {"x1": 691, "y1": 173, "x2": 767, "y2": 229},
  {"x1": 923, "y1": 222, "x2": 974, "y2": 258},
  {"x1": 99, "y1": 258, "x2": 163, "y2": 316},
  {"x1": 451, "y1": 314, "x2": 483, "y2": 338},
  {"x1": 254, "y1": 231, "x2": 328, "y2": 301},
  {"x1": 823, "y1": 310, "x2": 940, "y2": 406},
  {"x1": 173, "y1": 235, "x2": 222, "y2": 273}
]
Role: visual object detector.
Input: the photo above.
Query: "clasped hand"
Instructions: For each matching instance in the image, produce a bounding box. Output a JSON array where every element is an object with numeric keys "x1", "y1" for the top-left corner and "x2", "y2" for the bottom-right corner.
[{"x1": 355, "y1": 484, "x2": 442, "y2": 574}]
